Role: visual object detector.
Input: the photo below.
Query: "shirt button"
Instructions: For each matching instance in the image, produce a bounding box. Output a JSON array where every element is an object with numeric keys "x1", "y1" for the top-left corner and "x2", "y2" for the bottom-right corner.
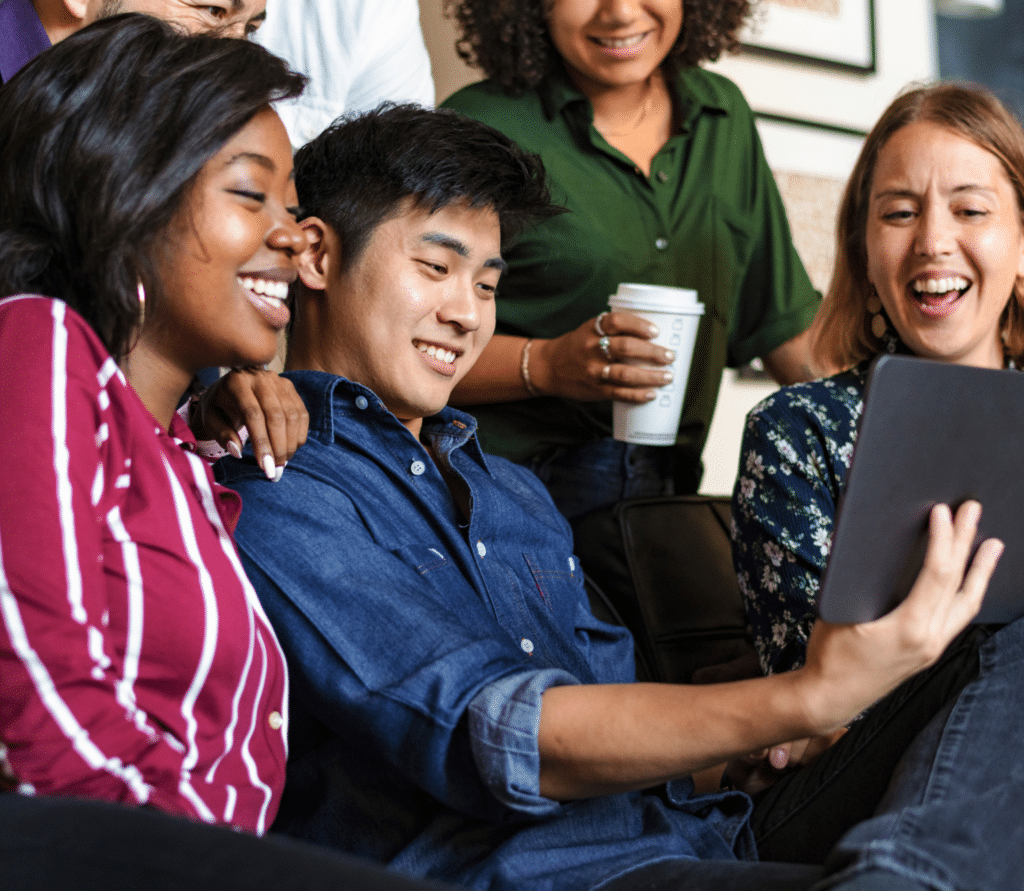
[
  {"x1": 410, "y1": 460, "x2": 426, "y2": 476},
  {"x1": 520, "y1": 638, "x2": 534, "y2": 655},
  {"x1": 656, "y1": 170, "x2": 669, "y2": 183},
  {"x1": 476, "y1": 540, "x2": 487, "y2": 558},
  {"x1": 655, "y1": 237, "x2": 669, "y2": 251},
  {"x1": 355, "y1": 395, "x2": 369, "y2": 410},
  {"x1": 268, "y1": 711, "x2": 284, "y2": 731}
]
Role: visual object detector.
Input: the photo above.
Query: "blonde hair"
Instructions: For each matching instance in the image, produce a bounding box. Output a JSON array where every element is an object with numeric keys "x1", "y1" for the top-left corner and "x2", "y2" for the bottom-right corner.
[{"x1": 813, "y1": 82, "x2": 1024, "y2": 371}]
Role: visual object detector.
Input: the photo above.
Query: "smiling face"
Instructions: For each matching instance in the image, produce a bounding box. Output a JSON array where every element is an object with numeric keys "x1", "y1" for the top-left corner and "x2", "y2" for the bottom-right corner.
[
  {"x1": 546, "y1": 0, "x2": 683, "y2": 95},
  {"x1": 865, "y1": 120, "x2": 1024, "y2": 369},
  {"x1": 87, "y1": 0, "x2": 267, "y2": 37},
  {"x1": 141, "y1": 107, "x2": 304, "y2": 376},
  {"x1": 301, "y1": 201, "x2": 503, "y2": 437}
]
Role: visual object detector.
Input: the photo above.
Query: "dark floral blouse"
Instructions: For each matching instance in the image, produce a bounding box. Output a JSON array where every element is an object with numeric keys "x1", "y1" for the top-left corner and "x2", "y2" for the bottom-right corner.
[{"x1": 730, "y1": 363, "x2": 869, "y2": 675}]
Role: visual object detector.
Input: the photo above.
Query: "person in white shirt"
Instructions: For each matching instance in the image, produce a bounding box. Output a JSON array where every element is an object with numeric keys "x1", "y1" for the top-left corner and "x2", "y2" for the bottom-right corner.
[{"x1": 255, "y1": 0, "x2": 434, "y2": 147}]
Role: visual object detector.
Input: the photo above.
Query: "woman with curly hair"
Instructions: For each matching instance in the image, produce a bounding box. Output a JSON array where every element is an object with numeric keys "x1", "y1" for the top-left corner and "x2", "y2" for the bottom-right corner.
[{"x1": 442, "y1": 0, "x2": 820, "y2": 520}]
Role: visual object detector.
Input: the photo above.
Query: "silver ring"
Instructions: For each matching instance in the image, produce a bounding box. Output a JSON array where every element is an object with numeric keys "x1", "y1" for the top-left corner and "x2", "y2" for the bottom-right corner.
[
  {"x1": 598, "y1": 335, "x2": 612, "y2": 360},
  {"x1": 594, "y1": 311, "x2": 609, "y2": 337},
  {"x1": 601, "y1": 364, "x2": 612, "y2": 382}
]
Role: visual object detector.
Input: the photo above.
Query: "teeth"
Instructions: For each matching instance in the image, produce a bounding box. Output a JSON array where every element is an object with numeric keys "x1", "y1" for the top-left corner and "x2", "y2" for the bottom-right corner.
[
  {"x1": 912, "y1": 276, "x2": 969, "y2": 295},
  {"x1": 417, "y1": 343, "x2": 456, "y2": 364},
  {"x1": 240, "y1": 277, "x2": 290, "y2": 301},
  {"x1": 594, "y1": 34, "x2": 645, "y2": 49}
]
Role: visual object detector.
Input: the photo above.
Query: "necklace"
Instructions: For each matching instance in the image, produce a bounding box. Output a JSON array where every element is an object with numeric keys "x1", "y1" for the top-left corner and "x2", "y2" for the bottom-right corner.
[{"x1": 595, "y1": 80, "x2": 660, "y2": 139}]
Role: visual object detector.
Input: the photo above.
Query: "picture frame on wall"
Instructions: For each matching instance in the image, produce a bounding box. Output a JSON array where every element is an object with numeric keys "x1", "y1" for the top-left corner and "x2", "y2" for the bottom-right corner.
[{"x1": 740, "y1": 0, "x2": 877, "y2": 74}]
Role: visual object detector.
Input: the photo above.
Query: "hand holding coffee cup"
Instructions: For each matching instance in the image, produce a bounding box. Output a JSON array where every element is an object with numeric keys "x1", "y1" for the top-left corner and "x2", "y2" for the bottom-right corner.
[
  {"x1": 522, "y1": 307, "x2": 676, "y2": 402},
  {"x1": 607, "y1": 283, "x2": 704, "y2": 445}
]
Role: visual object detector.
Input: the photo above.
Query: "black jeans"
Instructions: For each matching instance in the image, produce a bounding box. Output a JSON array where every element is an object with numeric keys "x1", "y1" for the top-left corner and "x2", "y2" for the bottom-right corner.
[{"x1": 1, "y1": 793, "x2": 455, "y2": 891}]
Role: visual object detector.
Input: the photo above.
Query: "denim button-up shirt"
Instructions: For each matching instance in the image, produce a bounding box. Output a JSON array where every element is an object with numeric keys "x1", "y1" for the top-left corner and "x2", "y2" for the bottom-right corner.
[{"x1": 220, "y1": 372, "x2": 754, "y2": 891}]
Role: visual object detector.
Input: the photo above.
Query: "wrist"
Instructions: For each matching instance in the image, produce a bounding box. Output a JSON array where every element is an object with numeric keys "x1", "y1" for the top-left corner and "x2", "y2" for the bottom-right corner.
[{"x1": 520, "y1": 338, "x2": 540, "y2": 398}]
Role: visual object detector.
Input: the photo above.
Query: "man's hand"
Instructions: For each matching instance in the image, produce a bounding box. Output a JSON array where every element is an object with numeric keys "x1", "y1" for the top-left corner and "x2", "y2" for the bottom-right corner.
[
  {"x1": 190, "y1": 368, "x2": 308, "y2": 480},
  {"x1": 799, "y1": 501, "x2": 1002, "y2": 735}
]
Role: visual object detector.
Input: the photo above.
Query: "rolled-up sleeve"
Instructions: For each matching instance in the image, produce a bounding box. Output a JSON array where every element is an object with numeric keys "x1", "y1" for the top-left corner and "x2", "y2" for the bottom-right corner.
[{"x1": 468, "y1": 668, "x2": 579, "y2": 816}]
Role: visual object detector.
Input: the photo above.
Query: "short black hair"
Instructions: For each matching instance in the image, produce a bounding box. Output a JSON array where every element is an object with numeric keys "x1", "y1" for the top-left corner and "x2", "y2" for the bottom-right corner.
[
  {"x1": 293, "y1": 102, "x2": 560, "y2": 272},
  {"x1": 0, "y1": 14, "x2": 305, "y2": 360}
]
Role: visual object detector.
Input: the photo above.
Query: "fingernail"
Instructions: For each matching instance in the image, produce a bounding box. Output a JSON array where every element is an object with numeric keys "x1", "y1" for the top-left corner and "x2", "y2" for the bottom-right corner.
[
  {"x1": 273, "y1": 462, "x2": 286, "y2": 483},
  {"x1": 770, "y1": 747, "x2": 788, "y2": 769},
  {"x1": 664, "y1": 349, "x2": 675, "y2": 362},
  {"x1": 662, "y1": 370, "x2": 674, "y2": 383},
  {"x1": 648, "y1": 324, "x2": 659, "y2": 337},
  {"x1": 262, "y1": 455, "x2": 276, "y2": 480},
  {"x1": 228, "y1": 441, "x2": 242, "y2": 460}
]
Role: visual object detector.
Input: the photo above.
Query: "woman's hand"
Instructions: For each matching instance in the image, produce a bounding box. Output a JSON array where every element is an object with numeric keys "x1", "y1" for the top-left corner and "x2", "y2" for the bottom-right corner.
[
  {"x1": 190, "y1": 368, "x2": 309, "y2": 480},
  {"x1": 529, "y1": 311, "x2": 675, "y2": 402},
  {"x1": 724, "y1": 730, "x2": 847, "y2": 796},
  {"x1": 799, "y1": 501, "x2": 1002, "y2": 735}
]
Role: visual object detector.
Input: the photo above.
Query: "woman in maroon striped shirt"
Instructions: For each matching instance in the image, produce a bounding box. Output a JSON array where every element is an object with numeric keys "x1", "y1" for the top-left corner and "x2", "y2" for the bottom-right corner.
[{"x1": 0, "y1": 15, "x2": 307, "y2": 834}]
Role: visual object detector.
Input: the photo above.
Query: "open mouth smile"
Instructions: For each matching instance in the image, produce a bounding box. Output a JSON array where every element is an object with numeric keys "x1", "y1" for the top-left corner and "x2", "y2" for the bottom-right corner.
[{"x1": 909, "y1": 275, "x2": 971, "y2": 316}]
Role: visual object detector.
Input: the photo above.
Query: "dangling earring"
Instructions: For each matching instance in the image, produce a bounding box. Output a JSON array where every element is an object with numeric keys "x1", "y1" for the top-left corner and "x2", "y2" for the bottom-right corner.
[
  {"x1": 866, "y1": 292, "x2": 886, "y2": 339},
  {"x1": 137, "y1": 280, "x2": 146, "y2": 327},
  {"x1": 866, "y1": 290, "x2": 897, "y2": 354}
]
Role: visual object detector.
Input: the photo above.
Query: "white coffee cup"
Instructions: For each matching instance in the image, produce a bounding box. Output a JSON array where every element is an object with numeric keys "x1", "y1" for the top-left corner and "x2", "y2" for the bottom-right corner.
[{"x1": 608, "y1": 283, "x2": 704, "y2": 446}]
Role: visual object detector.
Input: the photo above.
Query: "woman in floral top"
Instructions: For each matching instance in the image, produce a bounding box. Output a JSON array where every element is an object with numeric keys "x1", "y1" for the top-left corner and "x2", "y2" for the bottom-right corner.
[{"x1": 733, "y1": 82, "x2": 1024, "y2": 676}]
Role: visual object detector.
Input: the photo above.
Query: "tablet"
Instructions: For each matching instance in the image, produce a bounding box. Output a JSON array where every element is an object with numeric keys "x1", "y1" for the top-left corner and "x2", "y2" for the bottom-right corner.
[{"x1": 817, "y1": 354, "x2": 1024, "y2": 624}]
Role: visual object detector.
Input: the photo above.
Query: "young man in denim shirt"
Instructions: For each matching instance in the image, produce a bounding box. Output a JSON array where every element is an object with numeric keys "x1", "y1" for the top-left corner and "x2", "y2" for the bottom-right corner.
[{"x1": 221, "y1": 104, "x2": 1024, "y2": 891}]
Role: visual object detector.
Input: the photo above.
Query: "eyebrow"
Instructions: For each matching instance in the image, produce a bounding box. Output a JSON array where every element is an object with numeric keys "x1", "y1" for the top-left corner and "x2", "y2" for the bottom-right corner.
[
  {"x1": 874, "y1": 184, "x2": 997, "y2": 200},
  {"x1": 224, "y1": 151, "x2": 276, "y2": 173},
  {"x1": 421, "y1": 232, "x2": 507, "y2": 272}
]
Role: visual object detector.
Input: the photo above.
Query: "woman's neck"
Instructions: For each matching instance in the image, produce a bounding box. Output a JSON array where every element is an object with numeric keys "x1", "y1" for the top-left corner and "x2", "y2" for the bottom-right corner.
[
  {"x1": 577, "y1": 71, "x2": 674, "y2": 176},
  {"x1": 119, "y1": 339, "x2": 193, "y2": 431}
]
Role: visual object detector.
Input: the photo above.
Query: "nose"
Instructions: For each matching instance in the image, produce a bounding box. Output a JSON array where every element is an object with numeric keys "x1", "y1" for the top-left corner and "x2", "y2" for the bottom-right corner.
[
  {"x1": 914, "y1": 205, "x2": 955, "y2": 257},
  {"x1": 596, "y1": 0, "x2": 639, "y2": 24},
  {"x1": 438, "y1": 281, "x2": 482, "y2": 334},
  {"x1": 267, "y1": 211, "x2": 308, "y2": 257}
]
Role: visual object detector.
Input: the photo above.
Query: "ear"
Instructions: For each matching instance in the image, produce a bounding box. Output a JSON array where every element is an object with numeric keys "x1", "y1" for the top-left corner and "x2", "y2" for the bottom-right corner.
[{"x1": 296, "y1": 217, "x2": 334, "y2": 292}]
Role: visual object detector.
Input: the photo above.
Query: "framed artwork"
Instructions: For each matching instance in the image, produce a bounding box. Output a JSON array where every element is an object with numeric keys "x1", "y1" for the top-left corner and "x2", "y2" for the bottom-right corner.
[{"x1": 740, "y1": 0, "x2": 877, "y2": 74}]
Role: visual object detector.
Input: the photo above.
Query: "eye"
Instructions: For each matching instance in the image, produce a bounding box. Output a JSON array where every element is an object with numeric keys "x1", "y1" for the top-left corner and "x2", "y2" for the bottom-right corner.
[
  {"x1": 418, "y1": 260, "x2": 447, "y2": 275},
  {"x1": 229, "y1": 189, "x2": 267, "y2": 204},
  {"x1": 200, "y1": 4, "x2": 229, "y2": 18},
  {"x1": 881, "y1": 209, "x2": 915, "y2": 223}
]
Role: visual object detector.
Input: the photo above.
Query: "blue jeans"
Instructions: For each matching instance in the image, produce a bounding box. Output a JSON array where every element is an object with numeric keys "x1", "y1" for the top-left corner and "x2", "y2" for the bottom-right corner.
[
  {"x1": 526, "y1": 439, "x2": 675, "y2": 521},
  {"x1": 813, "y1": 615, "x2": 1024, "y2": 889}
]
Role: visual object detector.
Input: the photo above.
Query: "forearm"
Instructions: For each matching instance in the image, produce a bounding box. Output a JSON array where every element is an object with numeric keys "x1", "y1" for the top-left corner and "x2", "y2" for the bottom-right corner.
[
  {"x1": 537, "y1": 674, "x2": 817, "y2": 800},
  {"x1": 450, "y1": 333, "x2": 533, "y2": 405},
  {"x1": 762, "y1": 328, "x2": 817, "y2": 385}
]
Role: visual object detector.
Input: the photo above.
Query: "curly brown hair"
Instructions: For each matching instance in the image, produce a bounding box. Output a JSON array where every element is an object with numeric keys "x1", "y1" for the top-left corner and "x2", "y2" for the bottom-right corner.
[{"x1": 445, "y1": 0, "x2": 754, "y2": 95}]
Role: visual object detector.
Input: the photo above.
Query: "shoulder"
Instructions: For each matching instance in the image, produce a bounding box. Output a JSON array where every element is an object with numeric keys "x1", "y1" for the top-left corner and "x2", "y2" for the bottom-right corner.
[
  {"x1": 0, "y1": 295, "x2": 110, "y2": 371},
  {"x1": 678, "y1": 67, "x2": 752, "y2": 114},
  {"x1": 441, "y1": 80, "x2": 544, "y2": 130},
  {"x1": 743, "y1": 369, "x2": 866, "y2": 471}
]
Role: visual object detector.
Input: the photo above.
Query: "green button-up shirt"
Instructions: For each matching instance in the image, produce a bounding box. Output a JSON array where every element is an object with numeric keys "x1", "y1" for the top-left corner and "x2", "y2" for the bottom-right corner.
[{"x1": 442, "y1": 66, "x2": 819, "y2": 488}]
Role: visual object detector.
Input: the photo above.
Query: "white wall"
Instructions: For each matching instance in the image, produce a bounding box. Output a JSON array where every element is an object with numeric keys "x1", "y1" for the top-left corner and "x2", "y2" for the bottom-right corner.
[{"x1": 417, "y1": 0, "x2": 939, "y2": 496}]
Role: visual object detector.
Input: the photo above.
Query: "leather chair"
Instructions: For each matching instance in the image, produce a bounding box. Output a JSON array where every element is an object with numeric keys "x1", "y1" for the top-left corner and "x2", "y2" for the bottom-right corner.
[{"x1": 571, "y1": 495, "x2": 760, "y2": 684}]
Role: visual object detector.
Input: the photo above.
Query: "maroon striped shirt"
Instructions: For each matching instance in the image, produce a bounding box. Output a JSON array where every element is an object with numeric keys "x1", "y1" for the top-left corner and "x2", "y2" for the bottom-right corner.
[{"x1": 0, "y1": 296, "x2": 288, "y2": 833}]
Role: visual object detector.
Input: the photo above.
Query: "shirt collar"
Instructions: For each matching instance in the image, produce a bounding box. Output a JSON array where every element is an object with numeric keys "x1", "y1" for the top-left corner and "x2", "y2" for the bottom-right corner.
[
  {"x1": 0, "y1": 0, "x2": 51, "y2": 83},
  {"x1": 284, "y1": 369, "x2": 490, "y2": 469},
  {"x1": 537, "y1": 63, "x2": 729, "y2": 135}
]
